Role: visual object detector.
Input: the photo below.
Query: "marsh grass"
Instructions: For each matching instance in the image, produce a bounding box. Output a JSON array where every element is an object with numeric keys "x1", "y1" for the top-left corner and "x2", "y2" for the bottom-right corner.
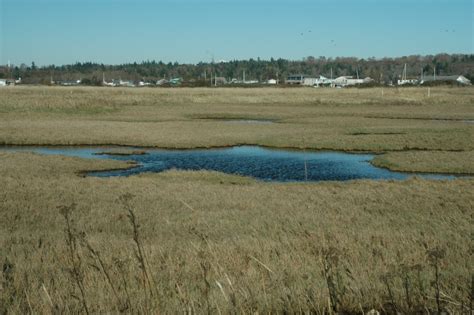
[
  {"x1": 59, "y1": 203, "x2": 90, "y2": 314},
  {"x1": 372, "y1": 150, "x2": 474, "y2": 174},
  {"x1": 0, "y1": 152, "x2": 472, "y2": 313},
  {"x1": 0, "y1": 86, "x2": 473, "y2": 173},
  {"x1": 0, "y1": 86, "x2": 473, "y2": 312}
]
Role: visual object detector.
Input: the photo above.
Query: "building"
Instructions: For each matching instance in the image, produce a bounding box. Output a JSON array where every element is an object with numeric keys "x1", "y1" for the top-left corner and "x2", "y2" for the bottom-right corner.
[
  {"x1": 243, "y1": 80, "x2": 259, "y2": 84},
  {"x1": 286, "y1": 74, "x2": 306, "y2": 84},
  {"x1": 303, "y1": 77, "x2": 319, "y2": 86},
  {"x1": 267, "y1": 79, "x2": 277, "y2": 85},
  {"x1": 397, "y1": 79, "x2": 418, "y2": 86},
  {"x1": 315, "y1": 76, "x2": 333, "y2": 87},
  {"x1": 397, "y1": 64, "x2": 418, "y2": 85},
  {"x1": 119, "y1": 80, "x2": 135, "y2": 87},
  {"x1": 56, "y1": 80, "x2": 81, "y2": 86},
  {"x1": 303, "y1": 76, "x2": 333, "y2": 87},
  {"x1": 420, "y1": 75, "x2": 471, "y2": 85},
  {"x1": 333, "y1": 76, "x2": 373, "y2": 87},
  {"x1": 103, "y1": 81, "x2": 116, "y2": 87},
  {"x1": 137, "y1": 81, "x2": 150, "y2": 87},
  {"x1": 0, "y1": 79, "x2": 6, "y2": 86},
  {"x1": 214, "y1": 77, "x2": 227, "y2": 85},
  {"x1": 156, "y1": 79, "x2": 168, "y2": 86}
]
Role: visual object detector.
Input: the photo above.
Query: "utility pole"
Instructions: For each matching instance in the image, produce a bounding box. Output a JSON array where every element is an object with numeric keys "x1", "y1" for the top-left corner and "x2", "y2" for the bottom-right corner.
[
  {"x1": 7, "y1": 60, "x2": 11, "y2": 80},
  {"x1": 380, "y1": 73, "x2": 384, "y2": 96},
  {"x1": 330, "y1": 67, "x2": 333, "y2": 88}
]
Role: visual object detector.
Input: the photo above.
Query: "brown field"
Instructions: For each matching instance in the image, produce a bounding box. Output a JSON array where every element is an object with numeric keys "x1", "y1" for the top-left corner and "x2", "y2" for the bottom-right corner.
[
  {"x1": 0, "y1": 86, "x2": 473, "y2": 159},
  {"x1": 0, "y1": 86, "x2": 473, "y2": 314}
]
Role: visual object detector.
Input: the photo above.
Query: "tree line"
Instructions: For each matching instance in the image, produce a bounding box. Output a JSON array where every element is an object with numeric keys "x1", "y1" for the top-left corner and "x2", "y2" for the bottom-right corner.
[{"x1": 1, "y1": 54, "x2": 473, "y2": 85}]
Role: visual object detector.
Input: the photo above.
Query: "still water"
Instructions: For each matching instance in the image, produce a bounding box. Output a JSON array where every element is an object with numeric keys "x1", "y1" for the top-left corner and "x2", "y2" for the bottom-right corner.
[{"x1": 2, "y1": 146, "x2": 459, "y2": 182}]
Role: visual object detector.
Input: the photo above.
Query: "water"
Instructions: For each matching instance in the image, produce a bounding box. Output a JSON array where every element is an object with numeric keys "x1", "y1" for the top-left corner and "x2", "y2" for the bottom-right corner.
[{"x1": 1, "y1": 146, "x2": 459, "y2": 182}]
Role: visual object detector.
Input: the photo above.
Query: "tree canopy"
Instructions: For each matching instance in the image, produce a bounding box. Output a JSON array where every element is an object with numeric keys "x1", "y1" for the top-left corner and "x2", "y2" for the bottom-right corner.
[{"x1": 1, "y1": 54, "x2": 473, "y2": 85}]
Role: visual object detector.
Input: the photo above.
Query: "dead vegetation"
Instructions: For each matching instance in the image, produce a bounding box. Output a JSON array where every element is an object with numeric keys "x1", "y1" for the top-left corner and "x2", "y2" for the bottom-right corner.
[
  {"x1": 0, "y1": 86, "x2": 473, "y2": 174},
  {"x1": 0, "y1": 152, "x2": 473, "y2": 313},
  {"x1": 0, "y1": 86, "x2": 473, "y2": 313}
]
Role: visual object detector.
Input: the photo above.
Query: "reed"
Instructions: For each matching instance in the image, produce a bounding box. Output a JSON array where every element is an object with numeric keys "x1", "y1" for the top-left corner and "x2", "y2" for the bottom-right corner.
[{"x1": 0, "y1": 85, "x2": 473, "y2": 313}]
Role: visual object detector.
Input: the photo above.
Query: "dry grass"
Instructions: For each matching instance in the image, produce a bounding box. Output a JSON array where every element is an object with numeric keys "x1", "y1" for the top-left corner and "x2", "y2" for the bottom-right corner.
[
  {"x1": 0, "y1": 86, "x2": 473, "y2": 173},
  {"x1": 373, "y1": 151, "x2": 474, "y2": 174},
  {"x1": 1, "y1": 86, "x2": 473, "y2": 313},
  {"x1": 1, "y1": 152, "x2": 473, "y2": 313}
]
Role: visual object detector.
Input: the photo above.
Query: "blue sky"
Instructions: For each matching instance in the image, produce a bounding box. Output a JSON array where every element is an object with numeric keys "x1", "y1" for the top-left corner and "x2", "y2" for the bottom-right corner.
[{"x1": 1, "y1": 0, "x2": 472, "y2": 66}]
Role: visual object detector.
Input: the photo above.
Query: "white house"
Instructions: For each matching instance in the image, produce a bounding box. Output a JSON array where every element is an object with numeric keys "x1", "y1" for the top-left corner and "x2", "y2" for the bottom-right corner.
[{"x1": 267, "y1": 79, "x2": 277, "y2": 85}]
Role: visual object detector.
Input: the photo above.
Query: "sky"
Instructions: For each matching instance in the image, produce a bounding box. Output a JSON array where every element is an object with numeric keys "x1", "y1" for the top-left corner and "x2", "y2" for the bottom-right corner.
[{"x1": 0, "y1": 0, "x2": 473, "y2": 66}]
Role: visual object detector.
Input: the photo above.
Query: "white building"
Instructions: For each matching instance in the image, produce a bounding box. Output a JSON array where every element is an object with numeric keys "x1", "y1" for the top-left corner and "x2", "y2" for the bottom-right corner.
[
  {"x1": 303, "y1": 77, "x2": 319, "y2": 86},
  {"x1": 397, "y1": 79, "x2": 418, "y2": 85},
  {"x1": 267, "y1": 79, "x2": 277, "y2": 85},
  {"x1": 303, "y1": 76, "x2": 333, "y2": 87},
  {"x1": 0, "y1": 79, "x2": 6, "y2": 86},
  {"x1": 215, "y1": 77, "x2": 227, "y2": 85},
  {"x1": 333, "y1": 76, "x2": 373, "y2": 87},
  {"x1": 119, "y1": 80, "x2": 135, "y2": 87},
  {"x1": 286, "y1": 74, "x2": 306, "y2": 84},
  {"x1": 156, "y1": 79, "x2": 168, "y2": 86}
]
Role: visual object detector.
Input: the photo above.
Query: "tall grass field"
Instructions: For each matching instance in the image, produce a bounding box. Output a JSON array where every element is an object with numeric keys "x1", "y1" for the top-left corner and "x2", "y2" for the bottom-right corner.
[{"x1": 1, "y1": 86, "x2": 473, "y2": 313}]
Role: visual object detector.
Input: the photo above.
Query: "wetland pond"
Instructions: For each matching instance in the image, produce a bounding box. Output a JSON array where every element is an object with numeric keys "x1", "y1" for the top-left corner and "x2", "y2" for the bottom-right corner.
[{"x1": 2, "y1": 145, "x2": 461, "y2": 182}]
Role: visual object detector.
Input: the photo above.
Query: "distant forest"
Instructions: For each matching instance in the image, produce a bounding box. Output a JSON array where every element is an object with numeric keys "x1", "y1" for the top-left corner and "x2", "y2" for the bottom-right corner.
[{"x1": 1, "y1": 54, "x2": 473, "y2": 85}]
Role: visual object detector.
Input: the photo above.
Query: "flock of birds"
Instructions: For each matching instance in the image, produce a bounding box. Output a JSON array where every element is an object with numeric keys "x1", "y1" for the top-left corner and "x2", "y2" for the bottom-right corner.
[{"x1": 297, "y1": 28, "x2": 457, "y2": 47}]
